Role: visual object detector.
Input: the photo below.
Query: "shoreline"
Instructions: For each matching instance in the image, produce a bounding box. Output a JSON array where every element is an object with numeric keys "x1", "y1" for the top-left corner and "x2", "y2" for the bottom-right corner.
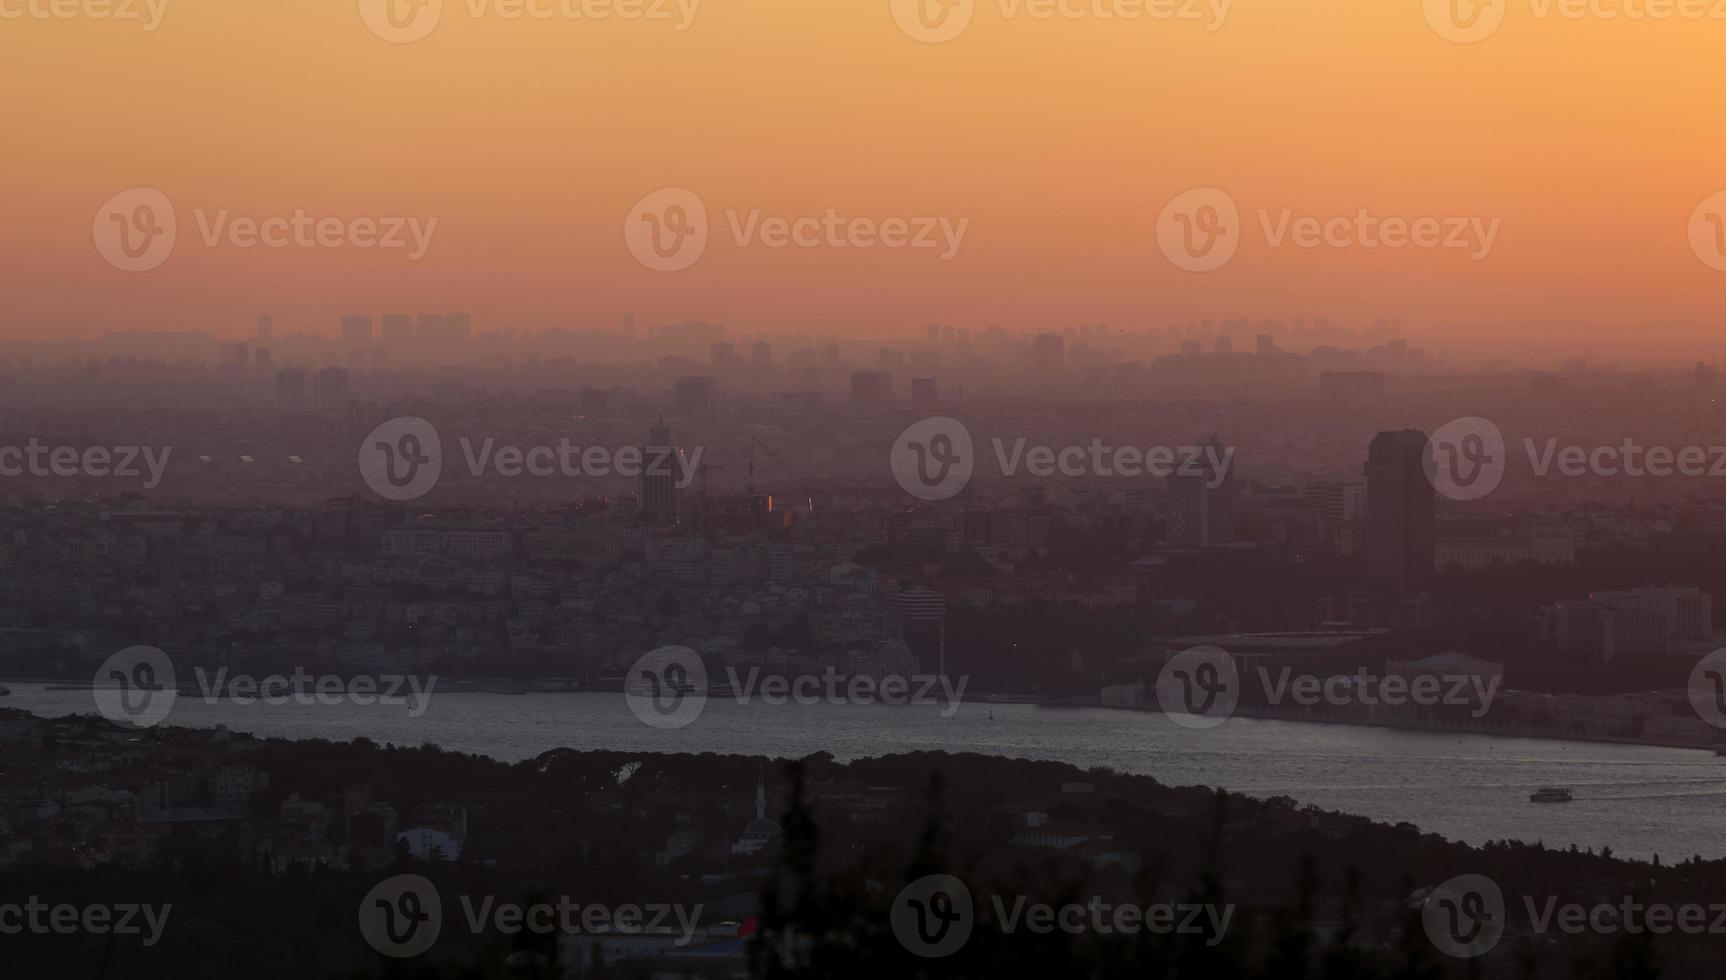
[{"x1": 1062, "y1": 698, "x2": 1726, "y2": 755}]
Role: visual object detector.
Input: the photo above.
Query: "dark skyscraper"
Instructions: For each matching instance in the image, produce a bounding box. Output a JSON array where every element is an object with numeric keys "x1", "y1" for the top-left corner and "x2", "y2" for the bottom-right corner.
[
  {"x1": 641, "y1": 415, "x2": 679, "y2": 526},
  {"x1": 1365, "y1": 429, "x2": 1434, "y2": 597},
  {"x1": 1167, "y1": 435, "x2": 1234, "y2": 549}
]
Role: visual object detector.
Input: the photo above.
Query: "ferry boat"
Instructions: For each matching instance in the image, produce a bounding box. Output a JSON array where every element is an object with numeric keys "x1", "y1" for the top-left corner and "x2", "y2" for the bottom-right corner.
[{"x1": 1529, "y1": 787, "x2": 1574, "y2": 803}]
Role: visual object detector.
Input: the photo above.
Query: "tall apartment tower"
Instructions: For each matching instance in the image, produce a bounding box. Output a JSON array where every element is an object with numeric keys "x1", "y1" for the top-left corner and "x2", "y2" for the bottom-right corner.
[
  {"x1": 641, "y1": 415, "x2": 680, "y2": 526},
  {"x1": 1365, "y1": 430, "x2": 1435, "y2": 597},
  {"x1": 1167, "y1": 436, "x2": 1235, "y2": 548}
]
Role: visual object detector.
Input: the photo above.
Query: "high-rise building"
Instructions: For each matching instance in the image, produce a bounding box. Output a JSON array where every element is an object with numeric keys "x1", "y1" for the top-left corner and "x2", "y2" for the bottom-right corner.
[
  {"x1": 274, "y1": 367, "x2": 308, "y2": 412},
  {"x1": 909, "y1": 376, "x2": 938, "y2": 409},
  {"x1": 381, "y1": 314, "x2": 414, "y2": 345},
  {"x1": 1031, "y1": 332, "x2": 1065, "y2": 372},
  {"x1": 1365, "y1": 430, "x2": 1434, "y2": 597},
  {"x1": 315, "y1": 367, "x2": 351, "y2": 415},
  {"x1": 415, "y1": 313, "x2": 447, "y2": 341},
  {"x1": 673, "y1": 376, "x2": 715, "y2": 415},
  {"x1": 640, "y1": 415, "x2": 680, "y2": 526},
  {"x1": 256, "y1": 314, "x2": 273, "y2": 341},
  {"x1": 1166, "y1": 436, "x2": 1234, "y2": 548},
  {"x1": 340, "y1": 315, "x2": 374, "y2": 346},
  {"x1": 850, "y1": 370, "x2": 889, "y2": 405},
  {"x1": 580, "y1": 387, "x2": 612, "y2": 418}
]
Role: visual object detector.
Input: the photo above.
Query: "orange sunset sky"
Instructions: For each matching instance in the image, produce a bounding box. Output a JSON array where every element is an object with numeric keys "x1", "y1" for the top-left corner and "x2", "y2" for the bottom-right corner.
[{"x1": 5, "y1": 0, "x2": 1726, "y2": 357}]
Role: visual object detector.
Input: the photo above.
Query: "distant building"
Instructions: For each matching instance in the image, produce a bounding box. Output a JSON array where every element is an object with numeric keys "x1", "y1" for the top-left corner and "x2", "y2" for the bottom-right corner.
[
  {"x1": 850, "y1": 370, "x2": 889, "y2": 405},
  {"x1": 314, "y1": 367, "x2": 351, "y2": 416},
  {"x1": 1364, "y1": 430, "x2": 1433, "y2": 597},
  {"x1": 909, "y1": 376, "x2": 938, "y2": 409},
  {"x1": 1166, "y1": 436, "x2": 1234, "y2": 549},
  {"x1": 1541, "y1": 586, "x2": 1714, "y2": 660},
  {"x1": 641, "y1": 415, "x2": 680, "y2": 526},
  {"x1": 1320, "y1": 370, "x2": 1387, "y2": 402},
  {"x1": 673, "y1": 376, "x2": 715, "y2": 415},
  {"x1": 1031, "y1": 332, "x2": 1065, "y2": 372},
  {"x1": 339, "y1": 314, "x2": 374, "y2": 346},
  {"x1": 730, "y1": 771, "x2": 781, "y2": 856},
  {"x1": 274, "y1": 367, "x2": 308, "y2": 412},
  {"x1": 580, "y1": 387, "x2": 612, "y2": 417},
  {"x1": 380, "y1": 314, "x2": 413, "y2": 344}
]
